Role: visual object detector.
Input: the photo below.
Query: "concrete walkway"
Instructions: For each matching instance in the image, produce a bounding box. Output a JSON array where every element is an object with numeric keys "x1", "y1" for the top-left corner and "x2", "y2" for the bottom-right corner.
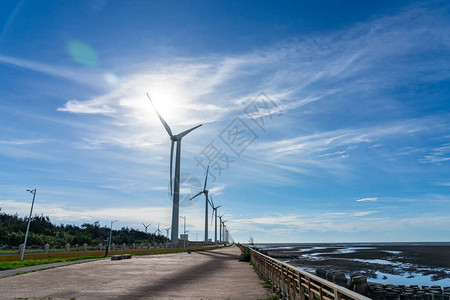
[{"x1": 0, "y1": 246, "x2": 271, "y2": 300}]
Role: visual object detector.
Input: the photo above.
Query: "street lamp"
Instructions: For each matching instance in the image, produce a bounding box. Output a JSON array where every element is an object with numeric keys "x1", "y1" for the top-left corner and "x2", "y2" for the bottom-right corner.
[
  {"x1": 21, "y1": 189, "x2": 36, "y2": 261},
  {"x1": 180, "y1": 216, "x2": 186, "y2": 251},
  {"x1": 164, "y1": 227, "x2": 171, "y2": 248},
  {"x1": 105, "y1": 220, "x2": 118, "y2": 256}
]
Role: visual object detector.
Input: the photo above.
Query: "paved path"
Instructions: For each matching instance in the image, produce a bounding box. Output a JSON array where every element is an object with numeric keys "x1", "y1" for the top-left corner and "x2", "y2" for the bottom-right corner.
[
  {"x1": 0, "y1": 258, "x2": 102, "y2": 278},
  {"x1": 0, "y1": 246, "x2": 270, "y2": 300}
]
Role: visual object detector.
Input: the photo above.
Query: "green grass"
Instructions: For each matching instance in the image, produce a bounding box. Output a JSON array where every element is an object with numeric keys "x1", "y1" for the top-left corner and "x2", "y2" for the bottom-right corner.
[
  {"x1": 0, "y1": 256, "x2": 103, "y2": 270},
  {"x1": 0, "y1": 246, "x2": 222, "y2": 271}
]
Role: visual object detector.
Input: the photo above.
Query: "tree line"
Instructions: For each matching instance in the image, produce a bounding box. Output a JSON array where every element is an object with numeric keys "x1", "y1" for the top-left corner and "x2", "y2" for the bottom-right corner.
[{"x1": 0, "y1": 212, "x2": 167, "y2": 247}]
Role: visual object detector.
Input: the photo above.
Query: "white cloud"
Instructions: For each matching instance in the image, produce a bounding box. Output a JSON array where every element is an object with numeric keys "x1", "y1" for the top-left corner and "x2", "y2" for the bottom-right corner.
[
  {"x1": 352, "y1": 211, "x2": 379, "y2": 217},
  {"x1": 0, "y1": 139, "x2": 50, "y2": 145},
  {"x1": 433, "y1": 182, "x2": 450, "y2": 187},
  {"x1": 356, "y1": 197, "x2": 378, "y2": 202},
  {"x1": 57, "y1": 99, "x2": 117, "y2": 115}
]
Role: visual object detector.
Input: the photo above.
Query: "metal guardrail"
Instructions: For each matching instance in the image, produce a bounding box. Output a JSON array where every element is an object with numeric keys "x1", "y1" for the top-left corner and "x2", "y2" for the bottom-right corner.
[{"x1": 246, "y1": 246, "x2": 371, "y2": 300}]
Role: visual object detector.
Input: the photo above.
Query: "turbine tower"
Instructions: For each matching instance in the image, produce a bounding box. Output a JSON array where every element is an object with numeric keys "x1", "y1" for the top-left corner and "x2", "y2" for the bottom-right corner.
[
  {"x1": 190, "y1": 165, "x2": 212, "y2": 243},
  {"x1": 210, "y1": 196, "x2": 221, "y2": 245},
  {"x1": 147, "y1": 93, "x2": 202, "y2": 245}
]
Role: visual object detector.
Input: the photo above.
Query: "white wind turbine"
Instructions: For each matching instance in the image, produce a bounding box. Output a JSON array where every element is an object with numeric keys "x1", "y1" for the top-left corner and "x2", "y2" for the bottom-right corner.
[
  {"x1": 154, "y1": 223, "x2": 162, "y2": 235},
  {"x1": 221, "y1": 219, "x2": 228, "y2": 244},
  {"x1": 142, "y1": 223, "x2": 151, "y2": 234},
  {"x1": 218, "y1": 213, "x2": 226, "y2": 244},
  {"x1": 189, "y1": 165, "x2": 212, "y2": 243},
  {"x1": 147, "y1": 93, "x2": 202, "y2": 245},
  {"x1": 209, "y1": 196, "x2": 221, "y2": 245}
]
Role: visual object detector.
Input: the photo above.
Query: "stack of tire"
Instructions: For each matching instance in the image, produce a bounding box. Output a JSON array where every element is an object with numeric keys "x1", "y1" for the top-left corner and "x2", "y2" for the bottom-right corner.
[
  {"x1": 367, "y1": 283, "x2": 450, "y2": 299},
  {"x1": 315, "y1": 269, "x2": 450, "y2": 299}
]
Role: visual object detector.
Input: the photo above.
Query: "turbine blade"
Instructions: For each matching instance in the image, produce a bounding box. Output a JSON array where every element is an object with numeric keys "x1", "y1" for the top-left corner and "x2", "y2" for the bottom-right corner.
[
  {"x1": 204, "y1": 165, "x2": 209, "y2": 191},
  {"x1": 178, "y1": 124, "x2": 202, "y2": 138},
  {"x1": 147, "y1": 93, "x2": 173, "y2": 138},
  {"x1": 189, "y1": 191, "x2": 203, "y2": 201},
  {"x1": 210, "y1": 195, "x2": 214, "y2": 208},
  {"x1": 170, "y1": 140, "x2": 174, "y2": 196}
]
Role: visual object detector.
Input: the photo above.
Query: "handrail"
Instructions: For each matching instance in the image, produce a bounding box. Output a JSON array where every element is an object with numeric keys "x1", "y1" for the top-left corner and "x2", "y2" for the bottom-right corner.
[{"x1": 244, "y1": 245, "x2": 371, "y2": 300}]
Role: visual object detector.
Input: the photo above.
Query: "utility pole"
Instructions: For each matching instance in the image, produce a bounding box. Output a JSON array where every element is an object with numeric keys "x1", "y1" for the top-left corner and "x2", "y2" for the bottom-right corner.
[{"x1": 21, "y1": 189, "x2": 36, "y2": 261}]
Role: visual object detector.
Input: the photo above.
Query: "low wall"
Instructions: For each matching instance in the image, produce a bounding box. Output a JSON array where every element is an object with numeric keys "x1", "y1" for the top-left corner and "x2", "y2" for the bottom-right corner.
[
  {"x1": 0, "y1": 245, "x2": 221, "y2": 262},
  {"x1": 242, "y1": 245, "x2": 371, "y2": 300}
]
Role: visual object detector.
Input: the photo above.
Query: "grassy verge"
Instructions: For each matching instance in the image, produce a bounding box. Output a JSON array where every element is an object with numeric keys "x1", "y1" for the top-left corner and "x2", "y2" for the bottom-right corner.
[
  {"x1": 0, "y1": 245, "x2": 222, "y2": 270},
  {"x1": 0, "y1": 256, "x2": 103, "y2": 270},
  {"x1": 238, "y1": 245, "x2": 280, "y2": 300}
]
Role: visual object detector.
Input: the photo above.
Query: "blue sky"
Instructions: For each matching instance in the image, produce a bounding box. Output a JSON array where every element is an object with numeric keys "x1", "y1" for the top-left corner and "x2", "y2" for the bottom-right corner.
[{"x1": 1, "y1": 0, "x2": 449, "y2": 243}]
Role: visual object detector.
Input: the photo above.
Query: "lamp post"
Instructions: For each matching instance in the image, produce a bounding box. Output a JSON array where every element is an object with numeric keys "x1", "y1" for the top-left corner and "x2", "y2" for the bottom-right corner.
[
  {"x1": 165, "y1": 227, "x2": 171, "y2": 248},
  {"x1": 180, "y1": 216, "x2": 186, "y2": 251},
  {"x1": 105, "y1": 220, "x2": 117, "y2": 256},
  {"x1": 21, "y1": 189, "x2": 36, "y2": 261}
]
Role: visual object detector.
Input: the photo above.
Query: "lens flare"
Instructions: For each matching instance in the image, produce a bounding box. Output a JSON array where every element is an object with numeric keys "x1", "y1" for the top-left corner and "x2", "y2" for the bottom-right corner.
[
  {"x1": 67, "y1": 41, "x2": 98, "y2": 67},
  {"x1": 104, "y1": 72, "x2": 118, "y2": 84}
]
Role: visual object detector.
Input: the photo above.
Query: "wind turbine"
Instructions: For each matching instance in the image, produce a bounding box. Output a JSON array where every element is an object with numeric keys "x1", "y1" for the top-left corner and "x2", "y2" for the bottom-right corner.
[
  {"x1": 147, "y1": 93, "x2": 202, "y2": 245},
  {"x1": 190, "y1": 165, "x2": 212, "y2": 243},
  {"x1": 222, "y1": 219, "x2": 228, "y2": 245},
  {"x1": 142, "y1": 223, "x2": 151, "y2": 234},
  {"x1": 210, "y1": 196, "x2": 221, "y2": 245},
  {"x1": 154, "y1": 223, "x2": 162, "y2": 235},
  {"x1": 218, "y1": 213, "x2": 226, "y2": 244}
]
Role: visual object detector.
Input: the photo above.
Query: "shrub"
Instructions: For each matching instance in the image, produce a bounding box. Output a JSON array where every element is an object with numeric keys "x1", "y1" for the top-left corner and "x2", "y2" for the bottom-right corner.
[{"x1": 240, "y1": 247, "x2": 251, "y2": 262}]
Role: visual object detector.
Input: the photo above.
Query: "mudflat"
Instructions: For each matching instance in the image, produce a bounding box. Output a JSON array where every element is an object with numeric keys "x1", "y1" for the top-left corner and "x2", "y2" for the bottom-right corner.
[{"x1": 258, "y1": 243, "x2": 450, "y2": 285}]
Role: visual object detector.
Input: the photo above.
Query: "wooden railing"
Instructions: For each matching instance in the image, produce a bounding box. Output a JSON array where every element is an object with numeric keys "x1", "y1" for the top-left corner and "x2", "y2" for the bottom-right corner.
[{"x1": 245, "y1": 246, "x2": 371, "y2": 300}]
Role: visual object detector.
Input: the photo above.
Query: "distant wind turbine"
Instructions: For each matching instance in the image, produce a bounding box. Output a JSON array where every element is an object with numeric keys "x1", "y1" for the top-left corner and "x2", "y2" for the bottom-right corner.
[
  {"x1": 210, "y1": 196, "x2": 221, "y2": 245},
  {"x1": 142, "y1": 223, "x2": 151, "y2": 234},
  {"x1": 190, "y1": 165, "x2": 212, "y2": 243},
  {"x1": 154, "y1": 223, "x2": 162, "y2": 235},
  {"x1": 218, "y1": 213, "x2": 226, "y2": 244},
  {"x1": 147, "y1": 93, "x2": 202, "y2": 245},
  {"x1": 222, "y1": 220, "x2": 228, "y2": 243}
]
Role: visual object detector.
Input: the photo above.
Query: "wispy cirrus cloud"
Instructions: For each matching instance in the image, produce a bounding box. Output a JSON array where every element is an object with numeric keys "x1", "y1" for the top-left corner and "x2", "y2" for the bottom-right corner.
[
  {"x1": 421, "y1": 143, "x2": 450, "y2": 164},
  {"x1": 0, "y1": 139, "x2": 50, "y2": 145},
  {"x1": 356, "y1": 197, "x2": 378, "y2": 202},
  {"x1": 0, "y1": 54, "x2": 98, "y2": 86}
]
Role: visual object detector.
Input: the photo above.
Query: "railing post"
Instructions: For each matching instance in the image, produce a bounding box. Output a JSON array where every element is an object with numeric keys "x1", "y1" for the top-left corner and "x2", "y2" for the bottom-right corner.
[
  {"x1": 308, "y1": 281, "x2": 312, "y2": 300},
  {"x1": 299, "y1": 273, "x2": 305, "y2": 300}
]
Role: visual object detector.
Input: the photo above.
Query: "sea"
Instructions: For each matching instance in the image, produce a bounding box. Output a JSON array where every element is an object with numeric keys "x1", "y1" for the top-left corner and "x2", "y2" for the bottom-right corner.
[{"x1": 250, "y1": 242, "x2": 450, "y2": 287}]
